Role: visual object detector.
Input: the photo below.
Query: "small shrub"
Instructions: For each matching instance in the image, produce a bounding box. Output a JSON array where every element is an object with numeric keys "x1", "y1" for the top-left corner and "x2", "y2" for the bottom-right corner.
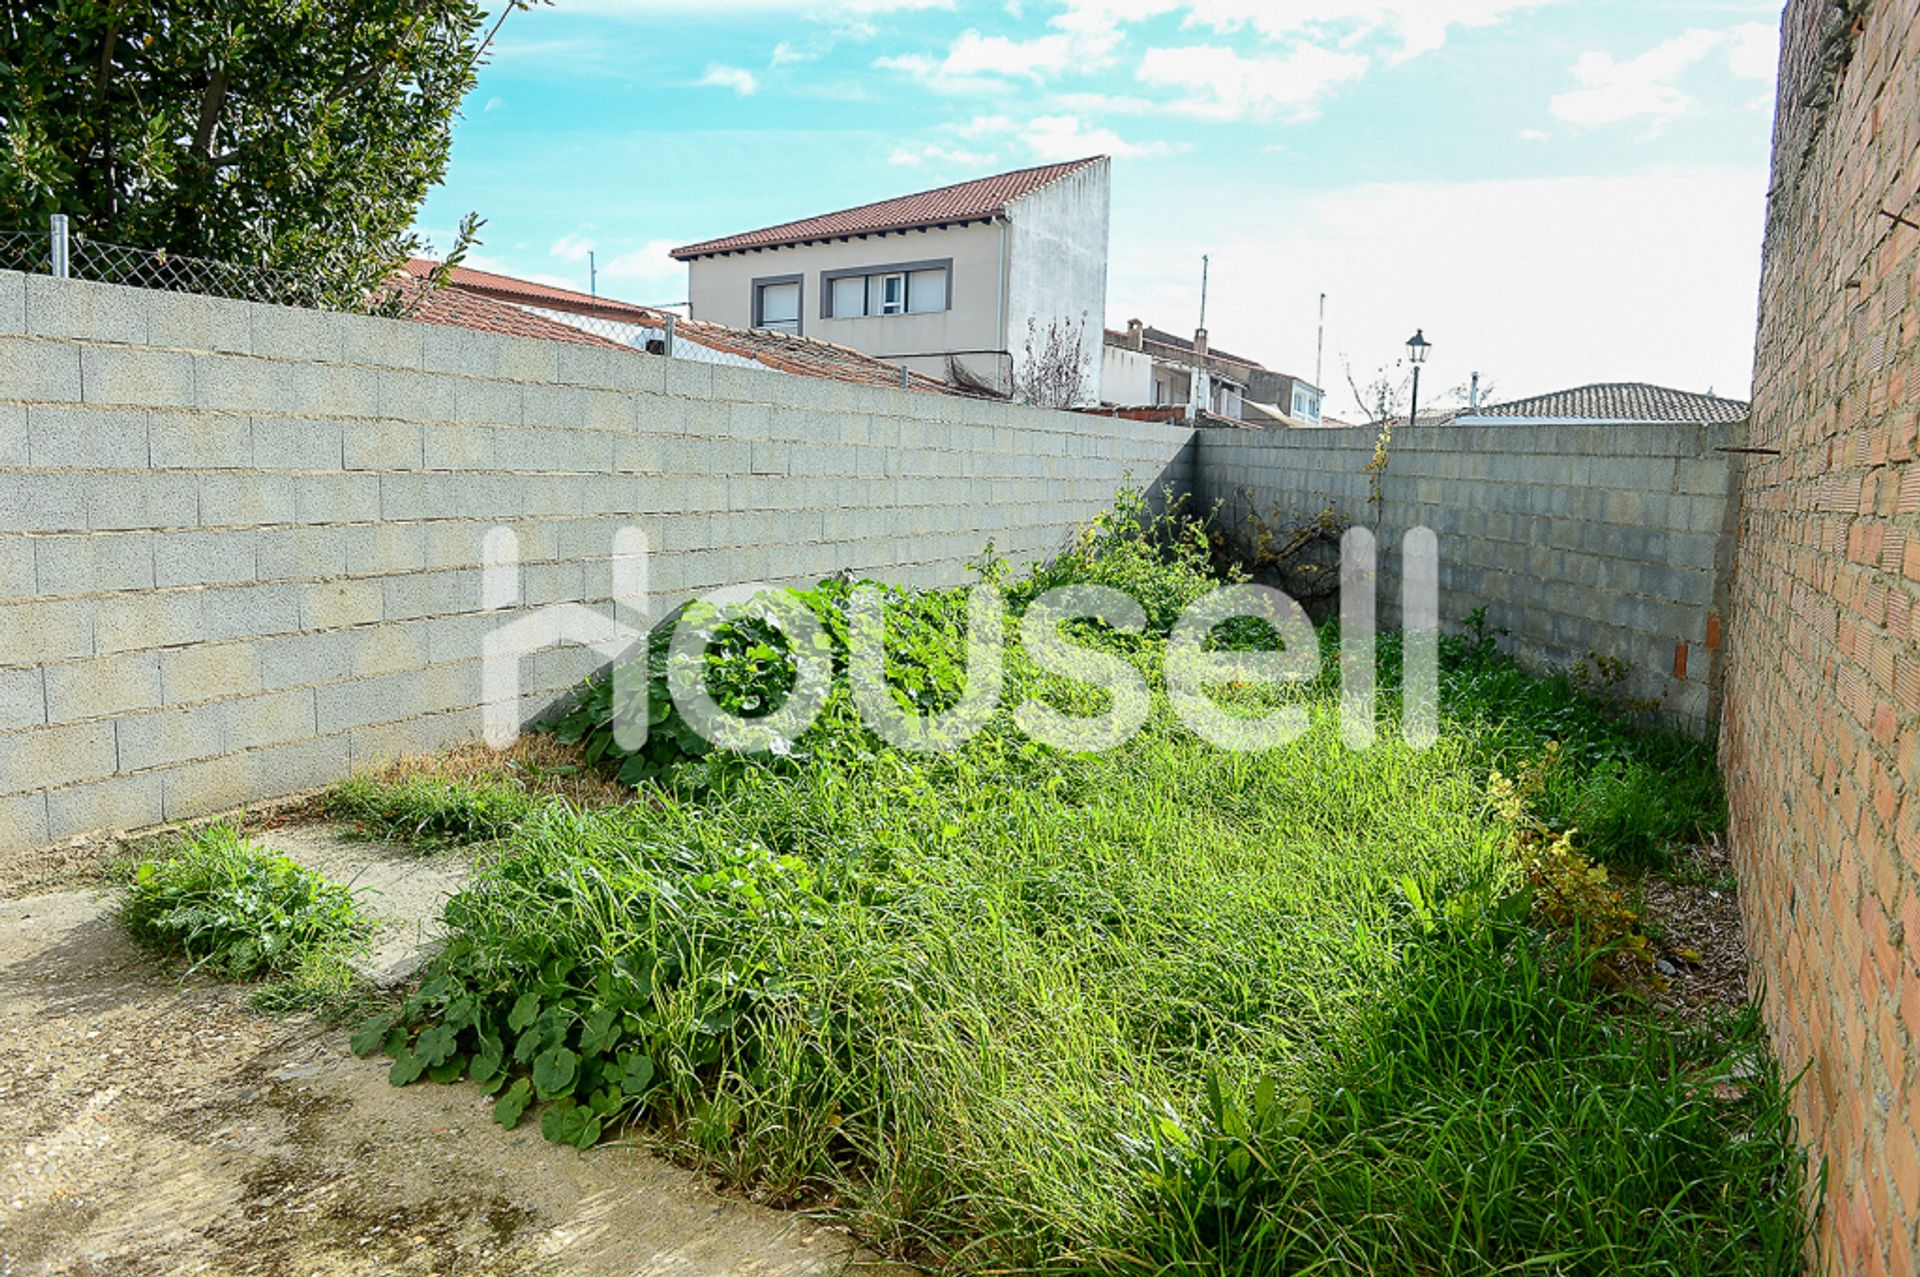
[
  {"x1": 125, "y1": 824, "x2": 369, "y2": 980},
  {"x1": 1490, "y1": 745, "x2": 1655, "y2": 985}
]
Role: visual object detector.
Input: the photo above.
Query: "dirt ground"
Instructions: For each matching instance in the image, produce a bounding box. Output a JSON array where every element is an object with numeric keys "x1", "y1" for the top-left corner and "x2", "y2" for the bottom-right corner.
[{"x1": 0, "y1": 838, "x2": 901, "y2": 1277}]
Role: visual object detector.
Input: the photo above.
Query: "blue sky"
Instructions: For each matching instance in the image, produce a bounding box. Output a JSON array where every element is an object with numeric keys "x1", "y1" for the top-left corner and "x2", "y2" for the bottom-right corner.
[{"x1": 419, "y1": 0, "x2": 1785, "y2": 416}]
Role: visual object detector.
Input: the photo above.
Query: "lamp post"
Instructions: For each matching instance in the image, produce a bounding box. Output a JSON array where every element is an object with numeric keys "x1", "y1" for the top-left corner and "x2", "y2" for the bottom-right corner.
[{"x1": 1405, "y1": 329, "x2": 1431, "y2": 430}]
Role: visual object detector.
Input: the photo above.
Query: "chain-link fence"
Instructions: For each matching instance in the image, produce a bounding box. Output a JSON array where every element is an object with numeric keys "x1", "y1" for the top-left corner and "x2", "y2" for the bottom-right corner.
[{"x1": 0, "y1": 220, "x2": 335, "y2": 309}]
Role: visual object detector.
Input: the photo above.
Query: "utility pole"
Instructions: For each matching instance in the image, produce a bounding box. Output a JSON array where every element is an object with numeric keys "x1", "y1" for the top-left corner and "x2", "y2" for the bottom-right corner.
[
  {"x1": 1315, "y1": 292, "x2": 1326, "y2": 392},
  {"x1": 1198, "y1": 255, "x2": 1210, "y2": 332},
  {"x1": 589, "y1": 250, "x2": 597, "y2": 298}
]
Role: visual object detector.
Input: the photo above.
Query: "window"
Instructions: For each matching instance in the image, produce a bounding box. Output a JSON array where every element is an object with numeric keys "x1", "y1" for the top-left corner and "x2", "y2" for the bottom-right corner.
[
  {"x1": 753, "y1": 277, "x2": 802, "y2": 333},
  {"x1": 820, "y1": 260, "x2": 952, "y2": 319},
  {"x1": 907, "y1": 268, "x2": 946, "y2": 313},
  {"x1": 1291, "y1": 386, "x2": 1321, "y2": 423},
  {"x1": 830, "y1": 274, "x2": 867, "y2": 319}
]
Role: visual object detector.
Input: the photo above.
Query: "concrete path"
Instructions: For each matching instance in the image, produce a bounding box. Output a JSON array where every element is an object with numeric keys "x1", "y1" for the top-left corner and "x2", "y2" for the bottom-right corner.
[
  {"x1": 0, "y1": 834, "x2": 903, "y2": 1277},
  {"x1": 265, "y1": 826, "x2": 473, "y2": 987}
]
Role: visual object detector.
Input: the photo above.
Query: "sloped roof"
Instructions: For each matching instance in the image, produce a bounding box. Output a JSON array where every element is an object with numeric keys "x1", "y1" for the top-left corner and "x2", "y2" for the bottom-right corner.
[
  {"x1": 402, "y1": 258, "x2": 664, "y2": 323},
  {"x1": 670, "y1": 157, "x2": 1105, "y2": 260},
  {"x1": 1138, "y1": 325, "x2": 1266, "y2": 371},
  {"x1": 403, "y1": 259, "x2": 978, "y2": 397},
  {"x1": 405, "y1": 281, "x2": 633, "y2": 351},
  {"x1": 1464, "y1": 382, "x2": 1749, "y2": 423}
]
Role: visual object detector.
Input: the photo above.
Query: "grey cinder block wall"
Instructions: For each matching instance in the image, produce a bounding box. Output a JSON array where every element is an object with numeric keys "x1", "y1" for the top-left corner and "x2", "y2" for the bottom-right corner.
[
  {"x1": 1193, "y1": 421, "x2": 1738, "y2": 735},
  {"x1": 0, "y1": 270, "x2": 1193, "y2": 855},
  {"x1": 0, "y1": 267, "x2": 1740, "y2": 858}
]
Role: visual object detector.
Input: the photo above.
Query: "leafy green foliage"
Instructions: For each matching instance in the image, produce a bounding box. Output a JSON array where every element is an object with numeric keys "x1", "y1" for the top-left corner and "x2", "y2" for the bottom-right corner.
[
  {"x1": 124, "y1": 823, "x2": 368, "y2": 981},
  {"x1": 0, "y1": 0, "x2": 537, "y2": 308},
  {"x1": 540, "y1": 580, "x2": 979, "y2": 791},
  {"x1": 1009, "y1": 483, "x2": 1234, "y2": 631}
]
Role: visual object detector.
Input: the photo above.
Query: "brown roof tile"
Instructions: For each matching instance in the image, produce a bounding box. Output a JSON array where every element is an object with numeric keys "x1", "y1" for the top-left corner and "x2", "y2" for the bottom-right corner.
[
  {"x1": 403, "y1": 260, "x2": 984, "y2": 398},
  {"x1": 405, "y1": 281, "x2": 633, "y2": 350},
  {"x1": 670, "y1": 157, "x2": 1105, "y2": 260}
]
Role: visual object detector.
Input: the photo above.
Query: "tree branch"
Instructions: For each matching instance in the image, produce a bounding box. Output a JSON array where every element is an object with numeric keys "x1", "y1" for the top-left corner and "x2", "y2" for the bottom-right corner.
[{"x1": 190, "y1": 64, "x2": 229, "y2": 161}]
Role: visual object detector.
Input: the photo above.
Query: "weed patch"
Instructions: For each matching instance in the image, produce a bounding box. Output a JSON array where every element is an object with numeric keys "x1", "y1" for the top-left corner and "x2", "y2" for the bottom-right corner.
[{"x1": 125, "y1": 823, "x2": 371, "y2": 989}]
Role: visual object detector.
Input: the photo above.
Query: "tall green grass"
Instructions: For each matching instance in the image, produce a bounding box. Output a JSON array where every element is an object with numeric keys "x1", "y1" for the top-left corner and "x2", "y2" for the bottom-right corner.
[{"x1": 351, "y1": 493, "x2": 1801, "y2": 1273}]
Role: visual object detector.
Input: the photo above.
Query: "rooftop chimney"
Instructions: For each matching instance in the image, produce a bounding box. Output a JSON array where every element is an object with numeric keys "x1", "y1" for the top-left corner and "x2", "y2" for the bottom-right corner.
[
  {"x1": 1126, "y1": 318, "x2": 1144, "y2": 350},
  {"x1": 1193, "y1": 327, "x2": 1209, "y2": 359}
]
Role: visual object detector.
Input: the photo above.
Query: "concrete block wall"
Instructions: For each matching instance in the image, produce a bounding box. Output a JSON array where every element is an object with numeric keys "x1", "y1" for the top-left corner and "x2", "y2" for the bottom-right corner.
[
  {"x1": 1194, "y1": 419, "x2": 1738, "y2": 736},
  {"x1": 0, "y1": 270, "x2": 1192, "y2": 856},
  {"x1": 1725, "y1": 2, "x2": 1920, "y2": 1272}
]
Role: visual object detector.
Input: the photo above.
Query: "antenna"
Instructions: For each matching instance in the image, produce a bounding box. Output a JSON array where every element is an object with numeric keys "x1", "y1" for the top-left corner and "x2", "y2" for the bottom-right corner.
[
  {"x1": 1198, "y1": 255, "x2": 1210, "y2": 332},
  {"x1": 589, "y1": 250, "x2": 597, "y2": 298},
  {"x1": 1315, "y1": 292, "x2": 1326, "y2": 393}
]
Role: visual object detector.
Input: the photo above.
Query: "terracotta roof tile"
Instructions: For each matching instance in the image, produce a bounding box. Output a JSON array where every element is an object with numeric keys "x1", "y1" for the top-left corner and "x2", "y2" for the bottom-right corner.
[
  {"x1": 405, "y1": 281, "x2": 632, "y2": 350},
  {"x1": 670, "y1": 157, "x2": 1105, "y2": 259},
  {"x1": 403, "y1": 258, "x2": 662, "y2": 323},
  {"x1": 403, "y1": 260, "x2": 984, "y2": 398}
]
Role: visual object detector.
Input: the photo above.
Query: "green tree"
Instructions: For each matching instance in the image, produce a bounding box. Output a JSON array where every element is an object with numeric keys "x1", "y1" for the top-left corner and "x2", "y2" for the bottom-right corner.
[{"x1": 0, "y1": 0, "x2": 532, "y2": 308}]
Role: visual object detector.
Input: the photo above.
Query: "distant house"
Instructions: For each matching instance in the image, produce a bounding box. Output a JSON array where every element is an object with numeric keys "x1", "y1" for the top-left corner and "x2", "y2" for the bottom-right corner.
[
  {"x1": 1101, "y1": 320, "x2": 1322, "y2": 424},
  {"x1": 1454, "y1": 383, "x2": 1748, "y2": 426},
  {"x1": 402, "y1": 260, "x2": 973, "y2": 396},
  {"x1": 669, "y1": 158, "x2": 1111, "y2": 404}
]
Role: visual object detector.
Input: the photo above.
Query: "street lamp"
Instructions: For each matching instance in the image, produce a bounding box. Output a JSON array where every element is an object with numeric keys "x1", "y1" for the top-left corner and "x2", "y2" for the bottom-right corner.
[{"x1": 1405, "y1": 329, "x2": 1431, "y2": 430}]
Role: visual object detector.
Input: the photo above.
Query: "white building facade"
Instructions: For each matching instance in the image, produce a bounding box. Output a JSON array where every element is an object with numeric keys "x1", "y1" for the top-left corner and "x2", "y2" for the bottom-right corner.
[{"x1": 672, "y1": 158, "x2": 1111, "y2": 405}]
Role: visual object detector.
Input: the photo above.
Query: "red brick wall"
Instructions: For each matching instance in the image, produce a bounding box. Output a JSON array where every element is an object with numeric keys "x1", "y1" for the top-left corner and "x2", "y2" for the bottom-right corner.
[{"x1": 1725, "y1": 1, "x2": 1920, "y2": 1272}]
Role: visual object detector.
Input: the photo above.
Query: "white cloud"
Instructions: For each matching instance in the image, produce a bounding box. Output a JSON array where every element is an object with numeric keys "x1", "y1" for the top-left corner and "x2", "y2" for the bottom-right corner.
[
  {"x1": 873, "y1": 23, "x2": 1121, "y2": 90},
  {"x1": 550, "y1": 232, "x2": 595, "y2": 263},
  {"x1": 1136, "y1": 44, "x2": 1371, "y2": 121},
  {"x1": 698, "y1": 63, "x2": 760, "y2": 94},
  {"x1": 1550, "y1": 29, "x2": 1723, "y2": 127},
  {"x1": 770, "y1": 41, "x2": 813, "y2": 65},
  {"x1": 598, "y1": 240, "x2": 689, "y2": 302},
  {"x1": 483, "y1": 96, "x2": 505, "y2": 112},
  {"x1": 1109, "y1": 170, "x2": 1768, "y2": 415},
  {"x1": 942, "y1": 112, "x2": 1181, "y2": 162},
  {"x1": 1141, "y1": 0, "x2": 1553, "y2": 60},
  {"x1": 1519, "y1": 128, "x2": 1549, "y2": 141},
  {"x1": 888, "y1": 142, "x2": 998, "y2": 167},
  {"x1": 1725, "y1": 22, "x2": 1781, "y2": 81},
  {"x1": 1550, "y1": 24, "x2": 1780, "y2": 129},
  {"x1": 558, "y1": 0, "x2": 951, "y2": 13},
  {"x1": 1023, "y1": 114, "x2": 1182, "y2": 159}
]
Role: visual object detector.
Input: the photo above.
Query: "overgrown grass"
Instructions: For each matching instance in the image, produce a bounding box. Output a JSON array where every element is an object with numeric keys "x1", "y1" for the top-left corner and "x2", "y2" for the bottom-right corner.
[
  {"x1": 344, "y1": 492, "x2": 1803, "y2": 1274},
  {"x1": 1428, "y1": 614, "x2": 1726, "y2": 869},
  {"x1": 323, "y1": 737, "x2": 628, "y2": 846},
  {"x1": 125, "y1": 823, "x2": 373, "y2": 1015}
]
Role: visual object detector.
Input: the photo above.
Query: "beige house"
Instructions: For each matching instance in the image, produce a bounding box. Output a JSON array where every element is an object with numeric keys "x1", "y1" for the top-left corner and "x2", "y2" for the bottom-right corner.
[{"x1": 670, "y1": 158, "x2": 1111, "y2": 403}]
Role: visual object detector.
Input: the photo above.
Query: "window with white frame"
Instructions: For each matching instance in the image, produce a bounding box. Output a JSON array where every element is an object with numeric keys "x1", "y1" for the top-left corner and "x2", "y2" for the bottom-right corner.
[
  {"x1": 753, "y1": 277, "x2": 802, "y2": 334},
  {"x1": 1291, "y1": 385, "x2": 1321, "y2": 423},
  {"x1": 821, "y1": 261, "x2": 951, "y2": 319}
]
